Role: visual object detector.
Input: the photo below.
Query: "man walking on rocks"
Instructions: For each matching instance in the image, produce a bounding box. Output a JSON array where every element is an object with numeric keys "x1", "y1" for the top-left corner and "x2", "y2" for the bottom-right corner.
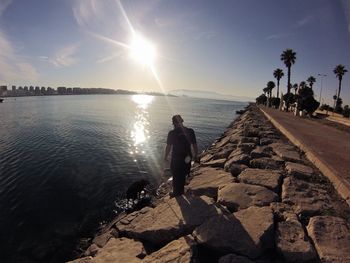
[{"x1": 164, "y1": 115, "x2": 198, "y2": 197}]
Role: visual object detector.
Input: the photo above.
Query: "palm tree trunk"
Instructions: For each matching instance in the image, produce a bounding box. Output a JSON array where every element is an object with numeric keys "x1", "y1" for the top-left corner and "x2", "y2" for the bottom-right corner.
[
  {"x1": 337, "y1": 77, "x2": 342, "y2": 99},
  {"x1": 277, "y1": 79, "x2": 280, "y2": 98},
  {"x1": 286, "y1": 66, "x2": 291, "y2": 110}
]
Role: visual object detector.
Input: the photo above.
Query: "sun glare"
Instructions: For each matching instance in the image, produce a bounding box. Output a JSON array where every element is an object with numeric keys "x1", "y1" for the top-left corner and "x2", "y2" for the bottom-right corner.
[{"x1": 130, "y1": 33, "x2": 156, "y2": 67}]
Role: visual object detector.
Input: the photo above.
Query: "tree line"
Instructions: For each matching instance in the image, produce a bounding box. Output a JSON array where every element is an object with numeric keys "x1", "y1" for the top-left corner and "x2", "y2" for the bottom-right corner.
[{"x1": 256, "y1": 48, "x2": 349, "y2": 117}]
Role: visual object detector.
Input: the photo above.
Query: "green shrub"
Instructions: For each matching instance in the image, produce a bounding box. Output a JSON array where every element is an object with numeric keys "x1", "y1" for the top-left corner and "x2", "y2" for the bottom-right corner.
[
  {"x1": 270, "y1": 97, "x2": 281, "y2": 108},
  {"x1": 256, "y1": 94, "x2": 267, "y2": 105}
]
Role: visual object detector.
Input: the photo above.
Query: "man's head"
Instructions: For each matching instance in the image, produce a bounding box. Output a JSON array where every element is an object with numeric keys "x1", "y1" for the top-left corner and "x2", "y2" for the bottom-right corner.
[{"x1": 172, "y1": 114, "x2": 184, "y2": 127}]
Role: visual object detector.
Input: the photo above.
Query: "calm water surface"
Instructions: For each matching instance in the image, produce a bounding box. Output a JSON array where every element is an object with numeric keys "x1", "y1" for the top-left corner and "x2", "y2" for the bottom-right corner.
[{"x1": 0, "y1": 95, "x2": 246, "y2": 261}]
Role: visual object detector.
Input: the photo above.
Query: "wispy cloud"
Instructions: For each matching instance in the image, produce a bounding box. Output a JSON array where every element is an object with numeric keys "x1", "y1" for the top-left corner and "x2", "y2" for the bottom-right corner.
[
  {"x1": 265, "y1": 33, "x2": 290, "y2": 41},
  {"x1": 0, "y1": 30, "x2": 39, "y2": 82},
  {"x1": 48, "y1": 44, "x2": 80, "y2": 67},
  {"x1": 72, "y1": 0, "x2": 100, "y2": 27},
  {"x1": 295, "y1": 15, "x2": 315, "y2": 28},
  {"x1": 0, "y1": 0, "x2": 12, "y2": 16}
]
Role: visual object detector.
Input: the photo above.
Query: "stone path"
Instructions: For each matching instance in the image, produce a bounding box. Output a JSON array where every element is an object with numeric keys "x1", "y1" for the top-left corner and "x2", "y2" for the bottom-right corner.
[
  {"x1": 261, "y1": 106, "x2": 350, "y2": 206},
  {"x1": 68, "y1": 105, "x2": 350, "y2": 263}
]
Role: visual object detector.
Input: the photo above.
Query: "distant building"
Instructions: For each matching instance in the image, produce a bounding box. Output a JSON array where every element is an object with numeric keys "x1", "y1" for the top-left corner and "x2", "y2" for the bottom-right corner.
[
  {"x1": 24, "y1": 86, "x2": 29, "y2": 91},
  {"x1": 35, "y1": 86, "x2": 40, "y2": 95},
  {"x1": 73, "y1": 87, "x2": 81, "y2": 94},
  {"x1": 67, "y1": 87, "x2": 72, "y2": 94},
  {"x1": 18, "y1": 86, "x2": 23, "y2": 90},
  {"x1": 29, "y1": 86, "x2": 34, "y2": 92},
  {"x1": 41, "y1": 87, "x2": 46, "y2": 93},
  {"x1": 57, "y1": 87, "x2": 67, "y2": 94},
  {"x1": 0, "y1": 85, "x2": 7, "y2": 96},
  {"x1": 12, "y1": 85, "x2": 16, "y2": 91}
]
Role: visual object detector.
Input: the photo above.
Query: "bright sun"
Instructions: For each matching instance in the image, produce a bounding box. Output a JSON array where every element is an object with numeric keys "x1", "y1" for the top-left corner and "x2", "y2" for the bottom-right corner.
[{"x1": 130, "y1": 33, "x2": 156, "y2": 67}]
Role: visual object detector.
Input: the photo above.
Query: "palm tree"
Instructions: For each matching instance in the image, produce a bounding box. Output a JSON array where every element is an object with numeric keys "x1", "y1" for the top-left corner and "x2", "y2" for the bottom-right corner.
[
  {"x1": 307, "y1": 76, "x2": 316, "y2": 89},
  {"x1": 281, "y1": 49, "x2": 297, "y2": 109},
  {"x1": 273, "y1": 68, "x2": 284, "y2": 98},
  {"x1": 263, "y1": 87, "x2": 269, "y2": 96},
  {"x1": 267, "y1": 81, "x2": 275, "y2": 107},
  {"x1": 333, "y1": 64, "x2": 347, "y2": 100}
]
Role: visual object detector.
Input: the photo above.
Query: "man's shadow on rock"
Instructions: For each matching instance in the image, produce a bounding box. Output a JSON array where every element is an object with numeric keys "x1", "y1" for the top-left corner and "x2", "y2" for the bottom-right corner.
[{"x1": 172, "y1": 195, "x2": 258, "y2": 263}]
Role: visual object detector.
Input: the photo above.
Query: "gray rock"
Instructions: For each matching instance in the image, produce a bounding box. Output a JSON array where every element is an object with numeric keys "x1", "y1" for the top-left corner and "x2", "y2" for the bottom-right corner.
[
  {"x1": 238, "y1": 168, "x2": 282, "y2": 192},
  {"x1": 249, "y1": 157, "x2": 282, "y2": 170},
  {"x1": 200, "y1": 153, "x2": 213, "y2": 163},
  {"x1": 84, "y1": 244, "x2": 99, "y2": 257},
  {"x1": 69, "y1": 238, "x2": 145, "y2": 263},
  {"x1": 228, "y1": 164, "x2": 248, "y2": 177},
  {"x1": 243, "y1": 127, "x2": 260, "y2": 137},
  {"x1": 250, "y1": 146, "x2": 272, "y2": 159},
  {"x1": 276, "y1": 220, "x2": 317, "y2": 263},
  {"x1": 142, "y1": 235, "x2": 197, "y2": 263},
  {"x1": 270, "y1": 143, "x2": 301, "y2": 162},
  {"x1": 217, "y1": 183, "x2": 278, "y2": 212},
  {"x1": 193, "y1": 214, "x2": 261, "y2": 259},
  {"x1": 213, "y1": 144, "x2": 236, "y2": 159},
  {"x1": 234, "y1": 206, "x2": 275, "y2": 253},
  {"x1": 270, "y1": 202, "x2": 298, "y2": 222},
  {"x1": 116, "y1": 195, "x2": 223, "y2": 246},
  {"x1": 282, "y1": 177, "x2": 331, "y2": 216},
  {"x1": 237, "y1": 143, "x2": 256, "y2": 154},
  {"x1": 219, "y1": 254, "x2": 255, "y2": 263},
  {"x1": 240, "y1": 137, "x2": 260, "y2": 145},
  {"x1": 186, "y1": 167, "x2": 236, "y2": 199},
  {"x1": 307, "y1": 216, "x2": 350, "y2": 263},
  {"x1": 92, "y1": 228, "x2": 119, "y2": 248},
  {"x1": 202, "y1": 158, "x2": 226, "y2": 168},
  {"x1": 214, "y1": 135, "x2": 232, "y2": 148},
  {"x1": 285, "y1": 162, "x2": 313, "y2": 179},
  {"x1": 260, "y1": 138, "x2": 278, "y2": 146}
]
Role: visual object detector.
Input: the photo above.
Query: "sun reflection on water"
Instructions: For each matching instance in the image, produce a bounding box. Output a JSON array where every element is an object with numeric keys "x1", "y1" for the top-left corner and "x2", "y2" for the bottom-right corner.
[{"x1": 130, "y1": 95, "x2": 154, "y2": 148}]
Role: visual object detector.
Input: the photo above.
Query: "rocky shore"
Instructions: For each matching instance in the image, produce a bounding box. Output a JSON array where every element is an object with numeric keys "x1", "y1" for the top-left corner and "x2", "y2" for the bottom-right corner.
[{"x1": 68, "y1": 104, "x2": 350, "y2": 263}]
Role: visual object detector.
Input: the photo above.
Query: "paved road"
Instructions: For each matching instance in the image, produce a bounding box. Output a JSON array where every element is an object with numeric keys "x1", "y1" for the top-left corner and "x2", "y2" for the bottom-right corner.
[{"x1": 260, "y1": 106, "x2": 350, "y2": 205}]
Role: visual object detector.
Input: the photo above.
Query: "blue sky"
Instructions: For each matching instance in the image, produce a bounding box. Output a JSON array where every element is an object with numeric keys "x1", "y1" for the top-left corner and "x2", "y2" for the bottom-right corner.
[{"x1": 1, "y1": 0, "x2": 350, "y2": 104}]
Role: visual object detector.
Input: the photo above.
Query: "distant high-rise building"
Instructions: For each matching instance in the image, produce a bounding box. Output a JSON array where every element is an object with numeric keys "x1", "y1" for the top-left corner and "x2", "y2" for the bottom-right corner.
[
  {"x1": 18, "y1": 86, "x2": 23, "y2": 90},
  {"x1": 29, "y1": 86, "x2": 34, "y2": 93},
  {"x1": 24, "y1": 86, "x2": 28, "y2": 91},
  {"x1": 57, "y1": 87, "x2": 67, "y2": 94},
  {"x1": 41, "y1": 87, "x2": 46, "y2": 93},
  {"x1": 0, "y1": 85, "x2": 8, "y2": 96},
  {"x1": 35, "y1": 86, "x2": 40, "y2": 95},
  {"x1": 12, "y1": 85, "x2": 16, "y2": 91},
  {"x1": 67, "y1": 88, "x2": 72, "y2": 94}
]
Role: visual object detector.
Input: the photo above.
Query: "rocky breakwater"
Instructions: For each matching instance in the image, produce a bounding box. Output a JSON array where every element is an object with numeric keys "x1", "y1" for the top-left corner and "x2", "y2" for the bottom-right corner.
[{"x1": 68, "y1": 104, "x2": 350, "y2": 263}]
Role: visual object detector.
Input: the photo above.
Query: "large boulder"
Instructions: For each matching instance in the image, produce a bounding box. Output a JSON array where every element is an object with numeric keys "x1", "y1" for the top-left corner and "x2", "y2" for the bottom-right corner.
[
  {"x1": 193, "y1": 214, "x2": 260, "y2": 259},
  {"x1": 249, "y1": 157, "x2": 282, "y2": 170},
  {"x1": 285, "y1": 162, "x2": 313, "y2": 179},
  {"x1": 201, "y1": 158, "x2": 227, "y2": 168},
  {"x1": 213, "y1": 143, "x2": 237, "y2": 159},
  {"x1": 116, "y1": 195, "x2": 223, "y2": 246},
  {"x1": 217, "y1": 183, "x2": 278, "y2": 212},
  {"x1": 186, "y1": 167, "x2": 236, "y2": 199},
  {"x1": 142, "y1": 235, "x2": 197, "y2": 263},
  {"x1": 270, "y1": 143, "x2": 301, "y2": 163},
  {"x1": 307, "y1": 216, "x2": 350, "y2": 263},
  {"x1": 276, "y1": 220, "x2": 317, "y2": 263},
  {"x1": 237, "y1": 143, "x2": 256, "y2": 154},
  {"x1": 218, "y1": 254, "x2": 255, "y2": 263},
  {"x1": 68, "y1": 238, "x2": 145, "y2": 263},
  {"x1": 234, "y1": 206, "x2": 274, "y2": 253},
  {"x1": 240, "y1": 137, "x2": 259, "y2": 145},
  {"x1": 250, "y1": 146, "x2": 272, "y2": 159},
  {"x1": 282, "y1": 177, "x2": 331, "y2": 216},
  {"x1": 238, "y1": 168, "x2": 282, "y2": 192}
]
